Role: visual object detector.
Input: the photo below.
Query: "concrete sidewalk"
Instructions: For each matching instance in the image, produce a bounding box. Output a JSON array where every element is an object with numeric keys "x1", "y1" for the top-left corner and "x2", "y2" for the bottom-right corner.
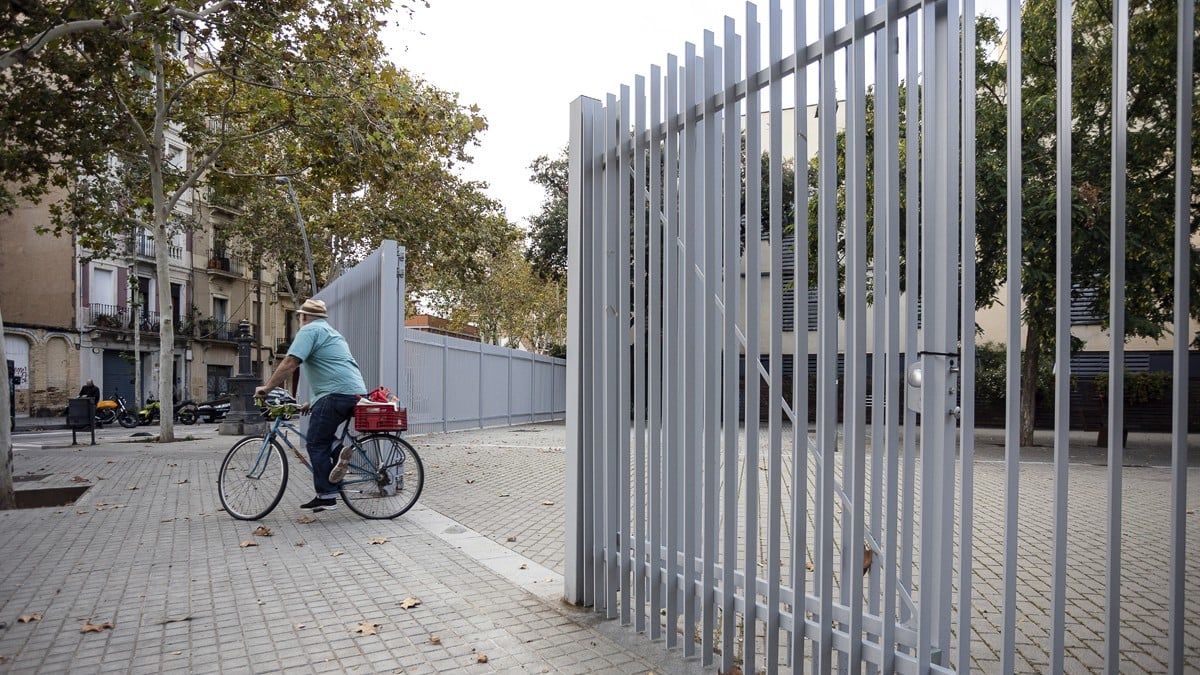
[{"x1": 0, "y1": 430, "x2": 679, "y2": 674}]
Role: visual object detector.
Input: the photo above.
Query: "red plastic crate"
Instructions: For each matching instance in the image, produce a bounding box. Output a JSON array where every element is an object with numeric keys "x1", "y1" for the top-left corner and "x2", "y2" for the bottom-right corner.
[{"x1": 354, "y1": 402, "x2": 408, "y2": 432}]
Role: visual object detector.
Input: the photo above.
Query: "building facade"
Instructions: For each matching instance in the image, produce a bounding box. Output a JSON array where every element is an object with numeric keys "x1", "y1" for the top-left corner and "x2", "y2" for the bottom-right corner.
[{"x1": 1, "y1": 188, "x2": 303, "y2": 416}]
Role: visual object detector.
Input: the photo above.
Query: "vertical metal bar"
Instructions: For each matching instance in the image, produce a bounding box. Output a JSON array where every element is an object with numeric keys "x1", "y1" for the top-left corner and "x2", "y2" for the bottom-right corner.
[
  {"x1": 844, "y1": 0, "x2": 868, "y2": 664},
  {"x1": 1051, "y1": 0, "x2": 1074, "y2": 666},
  {"x1": 634, "y1": 74, "x2": 648, "y2": 636},
  {"x1": 958, "y1": 0, "x2": 977, "y2": 669},
  {"x1": 1000, "y1": 0, "x2": 1022, "y2": 667},
  {"x1": 606, "y1": 93, "x2": 621, "y2": 620},
  {"x1": 593, "y1": 100, "x2": 609, "y2": 614},
  {"x1": 881, "y1": 3, "x2": 902, "y2": 668},
  {"x1": 744, "y1": 4, "x2": 763, "y2": 669},
  {"x1": 681, "y1": 43, "x2": 700, "y2": 658},
  {"x1": 765, "y1": 0, "x2": 785, "y2": 670},
  {"x1": 702, "y1": 32, "x2": 722, "y2": 668},
  {"x1": 664, "y1": 55, "x2": 681, "y2": 650},
  {"x1": 789, "y1": 1, "x2": 810, "y2": 670},
  {"x1": 619, "y1": 85, "x2": 633, "y2": 628},
  {"x1": 1102, "y1": 0, "x2": 1127, "y2": 670},
  {"x1": 815, "y1": 0, "x2": 836, "y2": 667},
  {"x1": 721, "y1": 19, "x2": 741, "y2": 674},
  {"x1": 1168, "y1": 0, "x2": 1193, "y2": 671},
  {"x1": 566, "y1": 96, "x2": 594, "y2": 606},
  {"x1": 649, "y1": 62, "x2": 665, "y2": 644},
  {"x1": 869, "y1": 25, "x2": 886, "y2": 660},
  {"x1": 900, "y1": 14, "x2": 919, "y2": 628}
]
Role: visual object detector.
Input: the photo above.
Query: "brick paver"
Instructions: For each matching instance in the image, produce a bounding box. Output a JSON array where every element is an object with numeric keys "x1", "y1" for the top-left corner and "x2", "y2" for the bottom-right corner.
[
  {"x1": 0, "y1": 433, "x2": 669, "y2": 674},
  {"x1": 419, "y1": 422, "x2": 1200, "y2": 673}
]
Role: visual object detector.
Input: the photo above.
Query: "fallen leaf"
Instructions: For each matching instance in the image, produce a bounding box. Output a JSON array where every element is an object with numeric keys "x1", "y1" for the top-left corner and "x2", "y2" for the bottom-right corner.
[
  {"x1": 353, "y1": 621, "x2": 381, "y2": 636},
  {"x1": 297, "y1": 515, "x2": 316, "y2": 524},
  {"x1": 80, "y1": 621, "x2": 114, "y2": 634},
  {"x1": 176, "y1": 479, "x2": 189, "y2": 485},
  {"x1": 295, "y1": 623, "x2": 307, "y2": 629},
  {"x1": 519, "y1": 564, "x2": 527, "y2": 570},
  {"x1": 368, "y1": 537, "x2": 388, "y2": 545},
  {"x1": 498, "y1": 493, "x2": 510, "y2": 497},
  {"x1": 862, "y1": 548, "x2": 874, "y2": 575},
  {"x1": 805, "y1": 561, "x2": 815, "y2": 572},
  {"x1": 160, "y1": 518, "x2": 174, "y2": 523},
  {"x1": 429, "y1": 635, "x2": 442, "y2": 645},
  {"x1": 330, "y1": 550, "x2": 345, "y2": 557},
  {"x1": 1189, "y1": 509, "x2": 1195, "y2": 515},
  {"x1": 466, "y1": 479, "x2": 475, "y2": 484},
  {"x1": 542, "y1": 577, "x2": 553, "y2": 583},
  {"x1": 70, "y1": 475, "x2": 88, "y2": 483},
  {"x1": 506, "y1": 536, "x2": 517, "y2": 542},
  {"x1": 127, "y1": 485, "x2": 138, "y2": 491},
  {"x1": 167, "y1": 463, "x2": 178, "y2": 467},
  {"x1": 294, "y1": 540, "x2": 306, "y2": 547},
  {"x1": 239, "y1": 540, "x2": 258, "y2": 548},
  {"x1": 156, "y1": 615, "x2": 192, "y2": 625},
  {"x1": 17, "y1": 613, "x2": 42, "y2": 624},
  {"x1": 105, "y1": 460, "x2": 115, "y2": 464},
  {"x1": 217, "y1": 507, "x2": 226, "y2": 512},
  {"x1": 541, "y1": 500, "x2": 554, "y2": 506},
  {"x1": 172, "y1": 651, "x2": 182, "y2": 656},
  {"x1": 476, "y1": 654, "x2": 489, "y2": 664},
  {"x1": 252, "y1": 526, "x2": 272, "y2": 537},
  {"x1": 75, "y1": 510, "x2": 88, "y2": 515},
  {"x1": 399, "y1": 597, "x2": 421, "y2": 610}
]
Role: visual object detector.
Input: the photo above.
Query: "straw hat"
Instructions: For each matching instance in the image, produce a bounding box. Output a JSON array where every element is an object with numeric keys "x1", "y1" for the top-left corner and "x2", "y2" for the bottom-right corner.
[{"x1": 296, "y1": 298, "x2": 328, "y2": 318}]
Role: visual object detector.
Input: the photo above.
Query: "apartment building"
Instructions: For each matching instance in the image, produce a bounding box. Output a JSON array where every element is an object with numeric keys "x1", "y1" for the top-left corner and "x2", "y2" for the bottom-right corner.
[{"x1": 1, "y1": 187, "x2": 303, "y2": 416}]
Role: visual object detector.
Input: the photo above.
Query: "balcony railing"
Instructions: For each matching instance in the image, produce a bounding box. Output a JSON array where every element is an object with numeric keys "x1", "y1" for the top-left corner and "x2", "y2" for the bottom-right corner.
[
  {"x1": 206, "y1": 253, "x2": 244, "y2": 277},
  {"x1": 276, "y1": 337, "x2": 292, "y2": 354},
  {"x1": 133, "y1": 236, "x2": 184, "y2": 261},
  {"x1": 87, "y1": 304, "x2": 161, "y2": 333},
  {"x1": 194, "y1": 318, "x2": 255, "y2": 342}
]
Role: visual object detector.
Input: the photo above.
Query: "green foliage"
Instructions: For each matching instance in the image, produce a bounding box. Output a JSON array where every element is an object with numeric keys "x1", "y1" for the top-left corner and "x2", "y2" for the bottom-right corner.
[
  {"x1": 526, "y1": 151, "x2": 569, "y2": 282},
  {"x1": 1092, "y1": 370, "x2": 1172, "y2": 405},
  {"x1": 973, "y1": 341, "x2": 1055, "y2": 402}
]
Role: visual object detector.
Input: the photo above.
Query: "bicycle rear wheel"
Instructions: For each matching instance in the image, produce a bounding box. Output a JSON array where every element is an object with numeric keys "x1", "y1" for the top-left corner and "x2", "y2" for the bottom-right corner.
[
  {"x1": 218, "y1": 435, "x2": 289, "y2": 520},
  {"x1": 339, "y1": 434, "x2": 423, "y2": 520}
]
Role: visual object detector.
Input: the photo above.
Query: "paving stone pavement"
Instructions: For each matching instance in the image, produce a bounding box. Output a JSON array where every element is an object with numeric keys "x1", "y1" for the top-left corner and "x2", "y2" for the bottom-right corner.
[
  {"x1": 418, "y1": 422, "x2": 1200, "y2": 674},
  {"x1": 0, "y1": 432, "x2": 685, "y2": 675}
]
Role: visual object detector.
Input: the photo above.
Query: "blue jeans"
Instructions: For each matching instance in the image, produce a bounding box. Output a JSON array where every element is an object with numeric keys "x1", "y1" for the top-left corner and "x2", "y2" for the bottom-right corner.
[{"x1": 305, "y1": 393, "x2": 359, "y2": 496}]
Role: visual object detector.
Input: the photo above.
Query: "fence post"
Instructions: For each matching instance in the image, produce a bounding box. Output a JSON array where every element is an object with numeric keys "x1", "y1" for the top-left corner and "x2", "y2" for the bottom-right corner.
[
  {"x1": 478, "y1": 339, "x2": 484, "y2": 429},
  {"x1": 565, "y1": 95, "x2": 596, "y2": 605},
  {"x1": 507, "y1": 351, "x2": 513, "y2": 426},
  {"x1": 441, "y1": 336, "x2": 448, "y2": 433}
]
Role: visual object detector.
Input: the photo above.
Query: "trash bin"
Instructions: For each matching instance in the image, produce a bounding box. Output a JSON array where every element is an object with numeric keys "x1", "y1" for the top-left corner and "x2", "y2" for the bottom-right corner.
[{"x1": 67, "y1": 396, "x2": 96, "y2": 445}]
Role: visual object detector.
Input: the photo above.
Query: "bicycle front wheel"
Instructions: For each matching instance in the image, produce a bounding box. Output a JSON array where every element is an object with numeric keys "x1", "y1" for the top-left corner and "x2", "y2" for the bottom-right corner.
[
  {"x1": 218, "y1": 435, "x2": 289, "y2": 520},
  {"x1": 339, "y1": 434, "x2": 423, "y2": 520}
]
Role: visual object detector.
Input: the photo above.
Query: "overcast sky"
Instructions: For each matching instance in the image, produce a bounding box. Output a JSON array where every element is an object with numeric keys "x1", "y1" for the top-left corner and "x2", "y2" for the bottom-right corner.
[{"x1": 382, "y1": 0, "x2": 1009, "y2": 229}]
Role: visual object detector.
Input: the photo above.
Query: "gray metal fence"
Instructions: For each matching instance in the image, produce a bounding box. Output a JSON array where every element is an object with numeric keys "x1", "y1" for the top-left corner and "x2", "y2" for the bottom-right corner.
[
  {"x1": 308, "y1": 240, "x2": 567, "y2": 435},
  {"x1": 402, "y1": 329, "x2": 566, "y2": 435},
  {"x1": 563, "y1": 0, "x2": 1194, "y2": 673}
]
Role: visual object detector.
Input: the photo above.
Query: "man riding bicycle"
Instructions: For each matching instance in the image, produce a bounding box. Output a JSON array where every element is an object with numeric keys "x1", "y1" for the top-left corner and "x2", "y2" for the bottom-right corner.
[{"x1": 256, "y1": 298, "x2": 365, "y2": 511}]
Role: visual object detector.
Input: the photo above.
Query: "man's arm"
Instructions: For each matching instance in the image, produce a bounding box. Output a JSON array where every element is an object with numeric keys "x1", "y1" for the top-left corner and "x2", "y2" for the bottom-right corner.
[{"x1": 255, "y1": 356, "x2": 301, "y2": 397}]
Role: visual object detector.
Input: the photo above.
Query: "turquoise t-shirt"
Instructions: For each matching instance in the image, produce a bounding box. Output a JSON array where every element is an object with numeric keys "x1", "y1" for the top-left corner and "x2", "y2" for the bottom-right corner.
[{"x1": 287, "y1": 319, "x2": 367, "y2": 402}]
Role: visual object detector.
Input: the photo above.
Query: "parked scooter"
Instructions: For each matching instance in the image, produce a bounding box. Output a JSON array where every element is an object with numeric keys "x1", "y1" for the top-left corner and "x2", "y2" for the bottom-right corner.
[
  {"x1": 196, "y1": 387, "x2": 296, "y2": 423},
  {"x1": 95, "y1": 394, "x2": 135, "y2": 427}
]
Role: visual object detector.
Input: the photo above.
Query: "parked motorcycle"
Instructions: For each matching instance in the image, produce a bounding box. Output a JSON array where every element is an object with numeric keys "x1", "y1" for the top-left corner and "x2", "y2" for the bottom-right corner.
[
  {"x1": 95, "y1": 394, "x2": 136, "y2": 427},
  {"x1": 130, "y1": 398, "x2": 199, "y2": 426},
  {"x1": 197, "y1": 388, "x2": 295, "y2": 423}
]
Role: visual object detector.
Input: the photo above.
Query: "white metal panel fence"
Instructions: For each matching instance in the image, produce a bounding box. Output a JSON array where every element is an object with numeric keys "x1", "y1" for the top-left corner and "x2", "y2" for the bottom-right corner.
[
  {"x1": 308, "y1": 241, "x2": 567, "y2": 435},
  {"x1": 402, "y1": 329, "x2": 566, "y2": 435},
  {"x1": 564, "y1": 0, "x2": 1194, "y2": 674}
]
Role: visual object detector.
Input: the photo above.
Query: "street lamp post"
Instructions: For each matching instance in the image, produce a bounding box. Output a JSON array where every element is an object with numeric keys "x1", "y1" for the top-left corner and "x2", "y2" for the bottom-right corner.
[{"x1": 275, "y1": 176, "x2": 319, "y2": 297}]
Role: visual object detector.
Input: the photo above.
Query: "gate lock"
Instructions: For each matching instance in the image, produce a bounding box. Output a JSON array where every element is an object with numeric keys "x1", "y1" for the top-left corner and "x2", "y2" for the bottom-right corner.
[{"x1": 907, "y1": 350, "x2": 962, "y2": 420}]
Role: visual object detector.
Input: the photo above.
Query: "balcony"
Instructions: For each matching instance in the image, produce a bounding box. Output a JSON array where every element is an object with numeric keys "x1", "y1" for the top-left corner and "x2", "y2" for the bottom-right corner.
[
  {"x1": 205, "y1": 253, "x2": 244, "y2": 278},
  {"x1": 133, "y1": 236, "x2": 184, "y2": 262},
  {"x1": 276, "y1": 337, "x2": 293, "y2": 354},
  {"x1": 87, "y1": 304, "x2": 161, "y2": 334},
  {"x1": 194, "y1": 318, "x2": 256, "y2": 343}
]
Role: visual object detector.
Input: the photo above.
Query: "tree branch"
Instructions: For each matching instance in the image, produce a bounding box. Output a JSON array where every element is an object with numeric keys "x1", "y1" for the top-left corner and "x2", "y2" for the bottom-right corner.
[
  {"x1": 0, "y1": 1, "x2": 234, "y2": 72},
  {"x1": 164, "y1": 68, "x2": 220, "y2": 115},
  {"x1": 167, "y1": 144, "x2": 223, "y2": 213}
]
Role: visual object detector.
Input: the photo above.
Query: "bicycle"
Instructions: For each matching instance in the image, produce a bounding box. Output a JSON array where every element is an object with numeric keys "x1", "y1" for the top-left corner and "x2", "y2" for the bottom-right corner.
[{"x1": 217, "y1": 400, "x2": 424, "y2": 520}]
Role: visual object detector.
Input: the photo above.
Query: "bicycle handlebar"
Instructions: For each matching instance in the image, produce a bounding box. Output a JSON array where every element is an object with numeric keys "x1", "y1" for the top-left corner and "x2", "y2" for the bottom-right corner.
[{"x1": 253, "y1": 397, "x2": 308, "y2": 419}]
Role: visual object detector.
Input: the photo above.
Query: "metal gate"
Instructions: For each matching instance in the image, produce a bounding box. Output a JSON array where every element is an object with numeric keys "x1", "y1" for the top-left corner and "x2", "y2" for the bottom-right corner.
[{"x1": 563, "y1": 0, "x2": 1194, "y2": 672}]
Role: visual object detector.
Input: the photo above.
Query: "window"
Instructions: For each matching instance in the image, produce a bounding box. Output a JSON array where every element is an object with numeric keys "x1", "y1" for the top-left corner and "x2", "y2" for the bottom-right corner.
[
  {"x1": 92, "y1": 268, "x2": 115, "y2": 306},
  {"x1": 1071, "y1": 285, "x2": 1103, "y2": 325},
  {"x1": 213, "y1": 297, "x2": 228, "y2": 323}
]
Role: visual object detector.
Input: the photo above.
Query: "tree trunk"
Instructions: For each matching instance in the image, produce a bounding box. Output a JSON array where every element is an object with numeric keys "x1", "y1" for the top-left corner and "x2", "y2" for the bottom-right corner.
[
  {"x1": 1019, "y1": 322, "x2": 1042, "y2": 447},
  {"x1": 0, "y1": 304, "x2": 15, "y2": 509},
  {"x1": 150, "y1": 43, "x2": 175, "y2": 442},
  {"x1": 130, "y1": 226, "x2": 142, "y2": 409}
]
